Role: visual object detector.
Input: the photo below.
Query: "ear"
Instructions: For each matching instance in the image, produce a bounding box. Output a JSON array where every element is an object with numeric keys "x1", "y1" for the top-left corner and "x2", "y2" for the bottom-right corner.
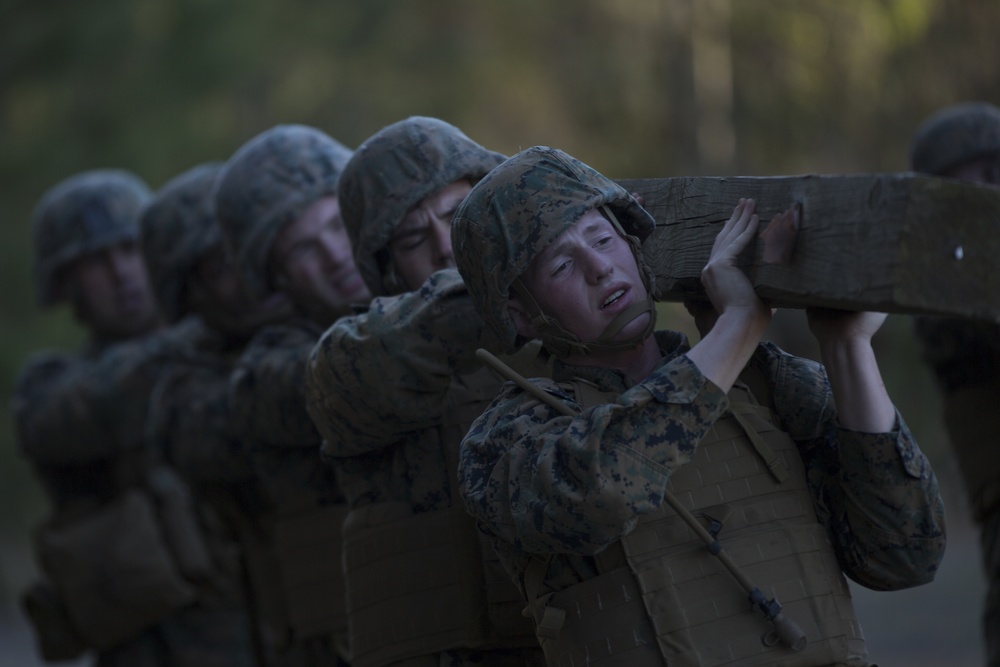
[{"x1": 508, "y1": 292, "x2": 539, "y2": 339}]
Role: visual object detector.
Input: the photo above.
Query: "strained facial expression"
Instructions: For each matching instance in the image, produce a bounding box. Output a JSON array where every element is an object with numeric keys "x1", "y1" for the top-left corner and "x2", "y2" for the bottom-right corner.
[
  {"x1": 511, "y1": 209, "x2": 649, "y2": 344},
  {"x1": 387, "y1": 179, "x2": 472, "y2": 293},
  {"x1": 271, "y1": 196, "x2": 370, "y2": 324}
]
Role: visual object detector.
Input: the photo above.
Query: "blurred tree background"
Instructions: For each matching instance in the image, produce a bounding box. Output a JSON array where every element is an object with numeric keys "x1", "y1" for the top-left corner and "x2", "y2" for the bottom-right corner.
[{"x1": 2, "y1": 0, "x2": 997, "y2": 664}]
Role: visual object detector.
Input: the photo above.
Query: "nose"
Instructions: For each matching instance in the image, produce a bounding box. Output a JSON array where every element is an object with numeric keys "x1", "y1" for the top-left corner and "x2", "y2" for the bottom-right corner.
[
  {"x1": 317, "y1": 229, "x2": 350, "y2": 267},
  {"x1": 105, "y1": 245, "x2": 140, "y2": 283},
  {"x1": 582, "y1": 248, "x2": 613, "y2": 284},
  {"x1": 430, "y1": 218, "x2": 453, "y2": 267}
]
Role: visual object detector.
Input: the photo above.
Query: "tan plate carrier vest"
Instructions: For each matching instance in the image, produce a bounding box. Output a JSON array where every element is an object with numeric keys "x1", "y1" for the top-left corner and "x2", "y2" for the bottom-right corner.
[
  {"x1": 521, "y1": 374, "x2": 870, "y2": 667},
  {"x1": 342, "y1": 366, "x2": 539, "y2": 667}
]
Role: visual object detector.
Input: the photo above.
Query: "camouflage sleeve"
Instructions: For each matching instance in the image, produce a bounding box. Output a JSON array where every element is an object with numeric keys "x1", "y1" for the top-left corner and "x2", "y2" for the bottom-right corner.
[
  {"x1": 757, "y1": 343, "x2": 946, "y2": 591},
  {"x1": 147, "y1": 363, "x2": 253, "y2": 485},
  {"x1": 306, "y1": 268, "x2": 492, "y2": 457},
  {"x1": 458, "y1": 354, "x2": 729, "y2": 555},
  {"x1": 13, "y1": 326, "x2": 203, "y2": 465},
  {"x1": 229, "y1": 323, "x2": 319, "y2": 448},
  {"x1": 11, "y1": 351, "x2": 116, "y2": 465}
]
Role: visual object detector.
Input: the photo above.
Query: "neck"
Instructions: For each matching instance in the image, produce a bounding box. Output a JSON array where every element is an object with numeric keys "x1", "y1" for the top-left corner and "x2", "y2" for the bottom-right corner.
[{"x1": 560, "y1": 333, "x2": 661, "y2": 384}]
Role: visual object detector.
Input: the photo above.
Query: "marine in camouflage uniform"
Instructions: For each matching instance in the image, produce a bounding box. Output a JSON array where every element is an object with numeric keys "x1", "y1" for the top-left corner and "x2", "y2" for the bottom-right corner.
[
  {"x1": 450, "y1": 147, "x2": 947, "y2": 666},
  {"x1": 909, "y1": 101, "x2": 1000, "y2": 666},
  {"x1": 11, "y1": 169, "x2": 190, "y2": 666},
  {"x1": 214, "y1": 124, "x2": 369, "y2": 667},
  {"x1": 137, "y1": 161, "x2": 310, "y2": 667},
  {"x1": 305, "y1": 117, "x2": 545, "y2": 667}
]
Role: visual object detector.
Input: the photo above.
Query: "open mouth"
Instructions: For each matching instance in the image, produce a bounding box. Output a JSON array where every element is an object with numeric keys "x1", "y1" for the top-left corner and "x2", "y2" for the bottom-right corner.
[{"x1": 602, "y1": 288, "x2": 625, "y2": 309}]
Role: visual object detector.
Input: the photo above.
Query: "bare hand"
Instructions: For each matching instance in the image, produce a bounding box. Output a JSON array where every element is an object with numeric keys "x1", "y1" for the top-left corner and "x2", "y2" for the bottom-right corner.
[
  {"x1": 806, "y1": 308, "x2": 888, "y2": 346},
  {"x1": 701, "y1": 199, "x2": 770, "y2": 328},
  {"x1": 760, "y1": 202, "x2": 800, "y2": 265}
]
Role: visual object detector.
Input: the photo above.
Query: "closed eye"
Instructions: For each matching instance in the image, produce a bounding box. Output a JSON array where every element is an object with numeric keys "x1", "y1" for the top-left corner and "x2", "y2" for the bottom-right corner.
[
  {"x1": 550, "y1": 258, "x2": 571, "y2": 277},
  {"x1": 391, "y1": 227, "x2": 429, "y2": 252},
  {"x1": 594, "y1": 234, "x2": 615, "y2": 249}
]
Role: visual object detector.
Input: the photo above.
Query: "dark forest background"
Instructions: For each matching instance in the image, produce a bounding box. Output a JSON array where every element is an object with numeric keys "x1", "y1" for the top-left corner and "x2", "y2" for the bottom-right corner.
[{"x1": 2, "y1": 1, "x2": 998, "y2": 664}]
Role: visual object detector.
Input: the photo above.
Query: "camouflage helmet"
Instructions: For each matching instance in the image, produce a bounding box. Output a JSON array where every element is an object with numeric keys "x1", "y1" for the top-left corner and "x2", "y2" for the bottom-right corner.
[
  {"x1": 910, "y1": 102, "x2": 1000, "y2": 175},
  {"x1": 213, "y1": 124, "x2": 353, "y2": 296},
  {"x1": 139, "y1": 162, "x2": 225, "y2": 322},
  {"x1": 452, "y1": 146, "x2": 656, "y2": 354},
  {"x1": 32, "y1": 169, "x2": 152, "y2": 307},
  {"x1": 337, "y1": 116, "x2": 506, "y2": 296}
]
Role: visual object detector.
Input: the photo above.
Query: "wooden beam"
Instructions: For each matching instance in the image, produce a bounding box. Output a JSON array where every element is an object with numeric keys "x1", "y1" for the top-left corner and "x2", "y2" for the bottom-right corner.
[{"x1": 617, "y1": 174, "x2": 1000, "y2": 320}]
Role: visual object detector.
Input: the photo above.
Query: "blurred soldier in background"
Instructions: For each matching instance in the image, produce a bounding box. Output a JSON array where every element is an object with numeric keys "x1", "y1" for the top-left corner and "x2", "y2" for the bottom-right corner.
[
  {"x1": 450, "y1": 146, "x2": 946, "y2": 666},
  {"x1": 213, "y1": 124, "x2": 369, "y2": 667},
  {"x1": 910, "y1": 101, "x2": 1000, "y2": 667},
  {"x1": 305, "y1": 116, "x2": 544, "y2": 667},
  {"x1": 12, "y1": 169, "x2": 198, "y2": 666},
  {"x1": 138, "y1": 161, "x2": 301, "y2": 666}
]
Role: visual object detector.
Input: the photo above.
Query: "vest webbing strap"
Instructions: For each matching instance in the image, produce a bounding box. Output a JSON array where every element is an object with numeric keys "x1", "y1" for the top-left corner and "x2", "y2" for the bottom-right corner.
[
  {"x1": 270, "y1": 504, "x2": 349, "y2": 639},
  {"x1": 729, "y1": 396, "x2": 791, "y2": 484},
  {"x1": 343, "y1": 504, "x2": 487, "y2": 667},
  {"x1": 344, "y1": 364, "x2": 537, "y2": 666},
  {"x1": 520, "y1": 555, "x2": 565, "y2": 640},
  {"x1": 479, "y1": 350, "x2": 844, "y2": 664}
]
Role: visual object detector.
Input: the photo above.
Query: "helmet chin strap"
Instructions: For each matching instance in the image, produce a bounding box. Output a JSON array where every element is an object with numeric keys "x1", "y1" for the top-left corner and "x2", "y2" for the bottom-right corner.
[{"x1": 512, "y1": 280, "x2": 656, "y2": 360}]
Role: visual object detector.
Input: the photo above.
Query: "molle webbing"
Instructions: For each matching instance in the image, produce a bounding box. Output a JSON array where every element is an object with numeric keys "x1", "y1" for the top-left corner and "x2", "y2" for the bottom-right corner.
[
  {"x1": 441, "y1": 365, "x2": 539, "y2": 645},
  {"x1": 343, "y1": 504, "x2": 525, "y2": 667},
  {"x1": 270, "y1": 504, "x2": 349, "y2": 639},
  {"x1": 528, "y1": 380, "x2": 868, "y2": 667},
  {"x1": 343, "y1": 366, "x2": 536, "y2": 666}
]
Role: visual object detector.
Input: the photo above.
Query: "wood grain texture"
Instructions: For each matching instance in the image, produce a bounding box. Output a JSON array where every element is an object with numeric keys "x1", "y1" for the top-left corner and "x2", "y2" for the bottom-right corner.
[{"x1": 617, "y1": 174, "x2": 1000, "y2": 319}]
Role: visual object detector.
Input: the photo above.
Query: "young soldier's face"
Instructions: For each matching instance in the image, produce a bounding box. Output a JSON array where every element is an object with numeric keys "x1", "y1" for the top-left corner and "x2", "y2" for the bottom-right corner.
[
  {"x1": 271, "y1": 195, "x2": 370, "y2": 324},
  {"x1": 66, "y1": 240, "x2": 160, "y2": 340},
  {"x1": 510, "y1": 209, "x2": 650, "y2": 345},
  {"x1": 387, "y1": 179, "x2": 471, "y2": 293}
]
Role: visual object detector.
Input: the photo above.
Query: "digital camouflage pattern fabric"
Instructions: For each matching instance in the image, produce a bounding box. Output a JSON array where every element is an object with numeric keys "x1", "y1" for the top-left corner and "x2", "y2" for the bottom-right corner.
[
  {"x1": 306, "y1": 118, "x2": 542, "y2": 665},
  {"x1": 229, "y1": 319, "x2": 350, "y2": 667},
  {"x1": 307, "y1": 269, "x2": 490, "y2": 511},
  {"x1": 230, "y1": 319, "x2": 340, "y2": 509},
  {"x1": 214, "y1": 124, "x2": 353, "y2": 297},
  {"x1": 459, "y1": 334, "x2": 945, "y2": 666},
  {"x1": 460, "y1": 336, "x2": 944, "y2": 588},
  {"x1": 140, "y1": 162, "x2": 225, "y2": 322},
  {"x1": 32, "y1": 169, "x2": 152, "y2": 307},
  {"x1": 13, "y1": 321, "x2": 258, "y2": 667},
  {"x1": 337, "y1": 115, "x2": 505, "y2": 296},
  {"x1": 452, "y1": 146, "x2": 655, "y2": 355},
  {"x1": 453, "y1": 145, "x2": 944, "y2": 665}
]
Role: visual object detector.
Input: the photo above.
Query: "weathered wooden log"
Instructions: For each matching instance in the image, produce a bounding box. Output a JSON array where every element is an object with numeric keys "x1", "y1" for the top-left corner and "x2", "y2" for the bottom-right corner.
[{"x1": 617, "y1": 173, "x2": 1000, "y2": 320}]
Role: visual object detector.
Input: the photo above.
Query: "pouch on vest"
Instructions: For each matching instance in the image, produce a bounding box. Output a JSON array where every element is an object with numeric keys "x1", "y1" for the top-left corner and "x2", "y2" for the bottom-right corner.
[
  {"x1": 521, "y1": 376, "x2": 870, "y2": 666},
  {"x1": 33, "y1": 488, "x2": 198, "y2": 650},
  {"x1": 343, "y1": 503, "x2": 487, "y2": 667},
  {"x1": 528, "y1": 564, "x2": 663, "y2": 667},
  {"x1": 146, "y1": 465, "x2": 215, "y2": 581},
  {"x1": 20, "y1": 580, "x2": 88, "y2": 661},
  {"x1": 271, "y1": 503, "x2": 350, "y2": 640}
]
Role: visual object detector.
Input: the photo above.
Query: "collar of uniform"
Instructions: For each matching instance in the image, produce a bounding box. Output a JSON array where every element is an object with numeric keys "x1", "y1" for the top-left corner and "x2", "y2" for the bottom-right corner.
[{"x1": 550, "y1": 329, "x2": 691, "y2": 393}]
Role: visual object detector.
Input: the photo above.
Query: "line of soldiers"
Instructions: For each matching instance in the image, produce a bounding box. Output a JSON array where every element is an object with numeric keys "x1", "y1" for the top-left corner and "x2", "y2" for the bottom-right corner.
[{"x1": 8, "y1": 102, "x2": 994, "y2": 666}]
